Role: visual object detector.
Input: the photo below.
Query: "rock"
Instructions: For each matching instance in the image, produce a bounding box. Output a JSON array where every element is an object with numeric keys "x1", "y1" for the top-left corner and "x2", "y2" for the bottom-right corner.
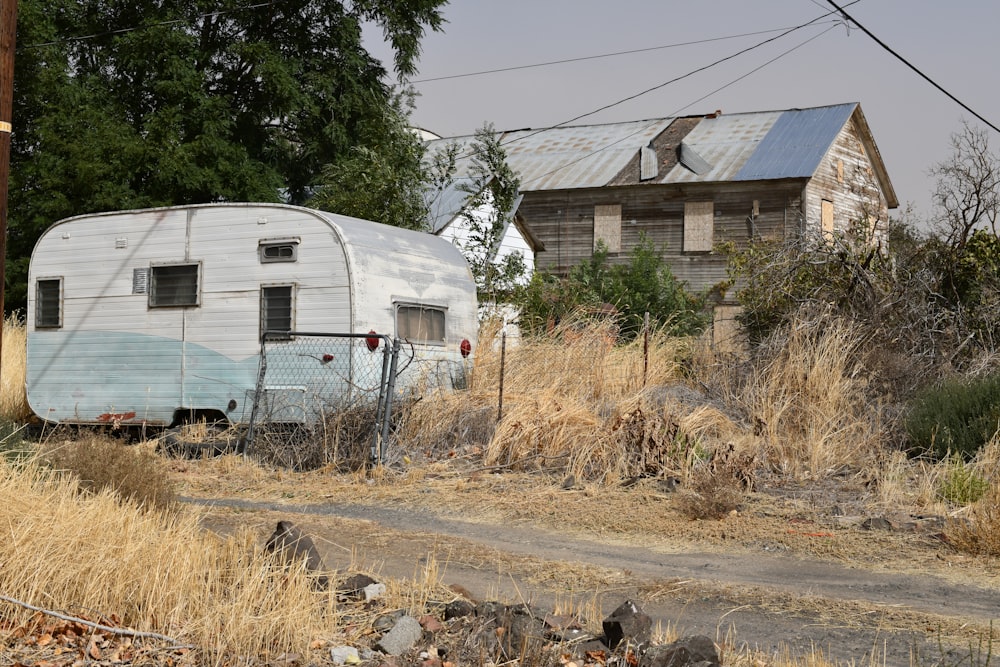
[
  {"x1": 263, "y1": 520, "x2": 329, "y2": 589},
  {"x1": 419, "y1": 614, "x2": 445, "y2": 633},
  {"x1": 602, "y1": 600, "x2": 651, "y2": 649},
  {"x1": 640, "y1": 635, "x2": 719, "y2": 667},
  {"x1": 860, "y1": 516, "x2": 892, "y2": 531},
  {"x1": 338, "y1": 573, "x2": 378, "y2": 600},
  {"x1": 447, "y1": 583, "x2": 476, "y2": 601},
  {"x1": 363, "y1": 582, "x2": 386, "y2": 601},
  {"x1": 443, "y1": 599, "x2": 475, "y2": 620},
  {"x1": 330, "y1": 646, "x2": 360, "y2": 665},
  {"x1": 375, "y1": 615, "x2": 423, "y2": 656}
]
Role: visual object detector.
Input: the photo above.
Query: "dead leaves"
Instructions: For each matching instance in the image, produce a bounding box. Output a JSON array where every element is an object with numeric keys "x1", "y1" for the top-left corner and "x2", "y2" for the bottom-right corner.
[{"x1": 6, "y1": 612, "x2": 190, "y2": 667}]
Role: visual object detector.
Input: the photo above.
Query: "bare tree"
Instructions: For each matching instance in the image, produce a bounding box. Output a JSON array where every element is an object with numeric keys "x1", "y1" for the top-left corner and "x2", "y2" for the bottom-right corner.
[{"x1": 930, "y1": 122, "x2": 1000, "y2": 249}]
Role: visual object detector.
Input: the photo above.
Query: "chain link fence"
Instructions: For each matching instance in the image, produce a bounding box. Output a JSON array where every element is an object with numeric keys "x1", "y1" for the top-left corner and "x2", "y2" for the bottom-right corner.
[{"x1": 245, "y1": 331, "x2": 400, "y2": 470}]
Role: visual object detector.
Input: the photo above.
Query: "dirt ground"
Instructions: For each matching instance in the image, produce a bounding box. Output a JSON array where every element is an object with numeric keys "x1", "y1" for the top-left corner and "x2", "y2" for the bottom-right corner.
[{"x1": 171, "y1": 455, "x2": 1000, "y2": 667}]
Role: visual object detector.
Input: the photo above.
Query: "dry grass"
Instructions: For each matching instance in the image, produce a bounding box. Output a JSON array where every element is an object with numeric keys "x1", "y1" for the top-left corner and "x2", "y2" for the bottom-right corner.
[
  {"x1": 0, "y1": 458, "x2": 335, "y2": 662},
  {"x1": 8, "y1": 313, "x2": 1000, "y2": 665},
  {"x1": 690, "y1": 317, "x2": 887, "y2": 482},
  {"x1": 0, "y1": 455, "x2": 471, "y2": 664},
  {"x1": 40, "y1": 434, "x2": 177, "y2": 512},
  {"x1": 0, "y1": 313, "x2": 30, "y2": 421}
]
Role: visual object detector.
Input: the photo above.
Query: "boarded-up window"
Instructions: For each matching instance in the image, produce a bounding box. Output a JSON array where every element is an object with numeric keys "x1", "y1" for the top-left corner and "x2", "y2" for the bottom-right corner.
[
  {"x1": 397, "y1": 305, "x2": 446, "y2": 344},
  {"x1": 36, "y1": 278, "x2": 62, "y2": 329},
  {"x1": 261, "y1": 284, "x2": 294, "y2": 339},
  {"x1": 149, "y1": 263, "x2": 199, "y2": 307},
  {"x1": 594, "y1": 204, "x2": 621, "y2": 253},
  {"x1": 683, "y1": 201, "x2": 714, "y2": 252},
  {"x1": 821, "y1": 199, "x2": 835, "y2": 241}
]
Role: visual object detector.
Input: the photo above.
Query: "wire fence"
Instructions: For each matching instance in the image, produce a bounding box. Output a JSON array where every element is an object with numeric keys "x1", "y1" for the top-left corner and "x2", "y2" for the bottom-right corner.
[{"x1": 245, "y1": 331, "x2": 399, "y2": 470}]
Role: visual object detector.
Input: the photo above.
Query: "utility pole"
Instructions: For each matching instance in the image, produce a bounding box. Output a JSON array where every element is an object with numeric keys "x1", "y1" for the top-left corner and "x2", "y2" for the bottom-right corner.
[{"x1": 0, "y1": 0, "x2": 15, "y2": 382}]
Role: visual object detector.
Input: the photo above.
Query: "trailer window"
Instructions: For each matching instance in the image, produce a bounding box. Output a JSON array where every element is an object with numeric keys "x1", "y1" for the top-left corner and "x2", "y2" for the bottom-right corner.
[
  {"x1": 396, "y1": 305, "x2": 446, "y2": 344},
  {"x1": 259, "y1": 240, "x2": 298, "y2": 263},
  {"x1": 261, "y1": 285, "x2": 294, "y2": 340},
  {"x1": 36, "y1": 278, "x2": 62, "y2": 328},
  {"x1": 149, "y1": 263, "x2": 200, "y2": 307}
]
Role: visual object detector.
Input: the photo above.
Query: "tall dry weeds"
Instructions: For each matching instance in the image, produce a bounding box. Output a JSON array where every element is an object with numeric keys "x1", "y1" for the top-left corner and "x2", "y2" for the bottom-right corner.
[
  {"x1": 694, "y1": 317, "x2": 887, "y2": 480},
  {"x1": 1, "y1": 314, "x2": 30, "y2": 421},
  {"x1": 0, "y1": 458, "x2": 340, "y2": 661}
]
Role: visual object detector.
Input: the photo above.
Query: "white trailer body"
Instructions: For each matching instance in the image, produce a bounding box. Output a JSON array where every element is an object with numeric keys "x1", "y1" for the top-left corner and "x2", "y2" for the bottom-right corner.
[{"x1": 26, "y1": 203, "x2": 478, "y2": 427}]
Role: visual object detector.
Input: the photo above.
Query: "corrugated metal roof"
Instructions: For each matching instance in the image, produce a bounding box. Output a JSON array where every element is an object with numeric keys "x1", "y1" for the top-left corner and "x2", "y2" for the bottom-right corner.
[
  {"x1": 428, "y1": 120, "x2": 673, "y2": 192},
  {"x1": 427, "y1": 103, "x2": 868, "y2": 192},
  {"x1": 734, "y1": 103, "x2": 857, "y2": 181},
  {"x1": 665, "y1": 111, "x2": 781, "y2": 183},
  {"x1": 505, "y1": 120, "x2": 671, "y2": 190},
  {"x1": 424, "y1": 176, "x2": 479, "y2": 233}
]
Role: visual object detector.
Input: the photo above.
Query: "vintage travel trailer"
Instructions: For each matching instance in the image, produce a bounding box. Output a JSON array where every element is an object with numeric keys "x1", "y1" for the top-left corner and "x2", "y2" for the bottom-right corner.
[{"x1": 26, "y1": 203, "x2": 478, "y2": 428}]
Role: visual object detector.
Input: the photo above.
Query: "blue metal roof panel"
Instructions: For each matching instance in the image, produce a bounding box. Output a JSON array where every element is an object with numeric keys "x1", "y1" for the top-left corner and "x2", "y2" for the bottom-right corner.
[
  {"x1": 664, "y1": 111, "x2": 781, "y2": 183},
  {"x1": 734, "y1": 103, "x2": 857, "y2": 181}
]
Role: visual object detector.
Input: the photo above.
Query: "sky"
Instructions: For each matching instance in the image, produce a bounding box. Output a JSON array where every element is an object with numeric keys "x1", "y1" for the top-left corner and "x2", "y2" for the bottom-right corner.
[{"x1": 365, "y1": 0, "x2": 1000, "y2": 226}]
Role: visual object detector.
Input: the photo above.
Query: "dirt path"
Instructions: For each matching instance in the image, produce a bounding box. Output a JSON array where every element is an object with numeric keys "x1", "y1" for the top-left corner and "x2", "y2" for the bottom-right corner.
[{"x1": 187, "y1": 496, "x2": 999, "y2": 665}]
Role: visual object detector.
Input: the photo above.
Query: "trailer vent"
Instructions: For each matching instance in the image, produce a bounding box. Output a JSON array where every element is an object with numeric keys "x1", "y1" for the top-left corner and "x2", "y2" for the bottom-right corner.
[
  {"x1": 116, "y1": 237, "x2": 128, "y2": 249},
  {"x1": 132, "y1": 268, "x2": 148, "y2": 294}
]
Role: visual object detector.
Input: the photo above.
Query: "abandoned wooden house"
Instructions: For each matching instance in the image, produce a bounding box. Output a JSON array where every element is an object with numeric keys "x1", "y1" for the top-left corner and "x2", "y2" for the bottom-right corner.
[{"x1": 427, "y1": 102, "x2": 898, "y2": 317}]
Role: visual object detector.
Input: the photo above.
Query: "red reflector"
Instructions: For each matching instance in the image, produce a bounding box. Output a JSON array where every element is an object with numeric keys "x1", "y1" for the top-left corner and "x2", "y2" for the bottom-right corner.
[
  {"x1": 365, "y1": 330, "x2": 380, "y2": 351},
  {"x1": 460, "y1": 339, "x2": 472, "y2": 358}
]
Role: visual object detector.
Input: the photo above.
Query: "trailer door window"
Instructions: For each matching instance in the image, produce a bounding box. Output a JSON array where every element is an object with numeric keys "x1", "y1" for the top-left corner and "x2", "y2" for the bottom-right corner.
[
  {"x1": 149, "y1": 263, "x2": 200, "y2": 307},
  {"x1": 36, "y1": 278, "x2": 62, "y2": 328},
  {"x1": 396, "y1": 305, "x2": 446, "y2": 344},
  {"x1": 261, "y1": 285, "x2": 294, "y2": 340}
]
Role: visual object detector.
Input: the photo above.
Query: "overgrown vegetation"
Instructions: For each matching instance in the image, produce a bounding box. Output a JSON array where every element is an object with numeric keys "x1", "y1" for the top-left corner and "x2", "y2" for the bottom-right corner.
[
  {"x1": 517, "y1": 236, "x2": 707, "y2": 341},
  {"x1": 906, "y1": 374, "x2": 1000, "y2": 460}
]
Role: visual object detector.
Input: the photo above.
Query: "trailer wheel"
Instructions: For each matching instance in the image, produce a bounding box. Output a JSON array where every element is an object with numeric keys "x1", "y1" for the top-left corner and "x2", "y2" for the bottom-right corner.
[{"x1": 157, "y1": 424, "x2": 243, "y2": 458}]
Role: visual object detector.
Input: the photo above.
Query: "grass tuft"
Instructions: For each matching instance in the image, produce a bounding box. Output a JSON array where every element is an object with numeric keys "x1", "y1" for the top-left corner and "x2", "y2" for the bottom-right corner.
[{"x1": 41, "y1": 434, "x2": 177, "y2": 512}]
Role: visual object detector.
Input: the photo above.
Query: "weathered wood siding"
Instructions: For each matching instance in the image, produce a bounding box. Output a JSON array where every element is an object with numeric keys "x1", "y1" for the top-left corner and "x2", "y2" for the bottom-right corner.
[
  {"x1": 803, "y1": 116, "x2": 890, "y2": 241},
  {"x1": 520, "y1": 180, "x2": 807, "y2": 293}
]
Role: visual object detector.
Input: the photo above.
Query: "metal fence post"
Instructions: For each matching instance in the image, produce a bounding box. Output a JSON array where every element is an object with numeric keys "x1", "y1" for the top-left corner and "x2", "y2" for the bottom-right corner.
[
  {"x1": 497, "y1": 331, "x2": 507, "y2": 423},
  {"x1": 244, "y1": 333, "x2": 271, "y2": 458},
  {"x1": 376, "y1": 338, "x2": 401, "y2": 465}
]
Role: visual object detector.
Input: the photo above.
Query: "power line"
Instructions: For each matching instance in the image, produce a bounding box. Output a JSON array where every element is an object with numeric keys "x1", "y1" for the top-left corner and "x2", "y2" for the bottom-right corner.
[
  {"x1": 519, "y1": 23, "x2": 839, "y2": 188},
  {"x1": 410, "y1": 22, "x2": 841, "y2": 84},
  {"x1": 491, "y1": 2, "x2": 859, "y2": 156},
  {"x1": 824, "y1": 0, "x2": 1000, "y2": 134}
]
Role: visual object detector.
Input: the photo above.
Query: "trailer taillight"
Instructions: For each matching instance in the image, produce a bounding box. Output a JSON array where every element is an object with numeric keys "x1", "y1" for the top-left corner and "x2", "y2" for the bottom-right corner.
[
  {"x1": 460, "y1": 339, "x2": 472, "y2": 358},
  {"x1": 365, "y1": 330, "x2": 380, "y2": 351}
]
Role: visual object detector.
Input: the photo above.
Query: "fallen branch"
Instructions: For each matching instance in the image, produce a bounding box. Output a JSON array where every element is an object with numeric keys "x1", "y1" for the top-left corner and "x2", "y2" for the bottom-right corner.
[{"x1": 0, "y1": 593, "x2": 190, "y2": 647}]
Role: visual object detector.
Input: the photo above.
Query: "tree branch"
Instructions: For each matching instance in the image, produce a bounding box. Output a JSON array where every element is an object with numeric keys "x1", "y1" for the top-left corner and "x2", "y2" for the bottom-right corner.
[{"x1": 0, "y1": 593, "x2": 190, "y2": 647}]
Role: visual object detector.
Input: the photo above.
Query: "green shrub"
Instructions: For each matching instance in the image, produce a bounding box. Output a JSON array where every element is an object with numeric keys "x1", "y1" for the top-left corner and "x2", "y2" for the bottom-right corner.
[
  {"x1": 906, "y1": 374, "x2": 1000, "y2": 460},
  {"x1": 517, "y1": 235, "x2": 707, "y2": 341},
  {"x1": 939, "y1": 452, "x2": 989, "y2": 504}
]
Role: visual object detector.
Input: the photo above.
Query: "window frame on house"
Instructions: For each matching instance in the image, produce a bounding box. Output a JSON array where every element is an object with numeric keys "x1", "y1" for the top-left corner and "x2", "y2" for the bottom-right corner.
[
  {"x1": 683, "y1": 201, "x2": 714, "y2": 253},
  {"x1": 148, "y1": 262, "x2": 201, "y2": 308},
  {"x1": 35, "y1": 277, "x2": 63, "y2": 329},
  {"x1": 593, "y1": 204, "x2": 622, "y2": 253},
  {"x1": 260, "y1": 283, "x2": 296, "y2": 340},
  {"x1": 395, "y1": 303, "x2": 447, "y2": 345}
]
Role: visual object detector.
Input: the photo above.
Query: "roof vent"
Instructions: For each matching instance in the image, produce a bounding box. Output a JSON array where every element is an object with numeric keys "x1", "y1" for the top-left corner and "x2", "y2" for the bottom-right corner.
[
  {"x1": 678, "y1": 142, "x2": 712, "y2": 175},
  {"x1": 639, "y1": 144, "x2": 658, "y2": 181}
]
